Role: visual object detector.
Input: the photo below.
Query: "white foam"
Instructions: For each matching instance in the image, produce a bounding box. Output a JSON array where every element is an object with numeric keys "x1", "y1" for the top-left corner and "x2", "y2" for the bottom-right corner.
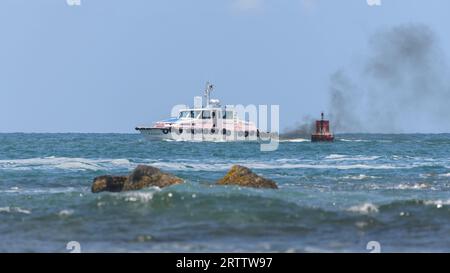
[
  {"x1": 423, "y1": 199, "x2": 450, "y2": 208},
  {"x1": 0, "y1": 156, "x2": 427, "y2": 173},
  {"x1": 58, "y1": 209, "x2": 74, "y2": 217},
  {"x1": 325, "y1": 154, "x2": 347, "y2": 159},
  {"x1": 55, "y1": 162, "x2": 101, "y2": 171},
  {"x1": 0, "y1": 157, "x2": 133, "y2": 171},
  {"x1": 325, "y1": 154, "x2": 380, "y2": 161},
  {"x1": 152, "y1": 161, "x2": 403, "y2": 171},
  {"x1": 339, "y1": 138, "x2": 369, "y2": 142},
  {"x1": 0, "y1": 187, "x2": 79, "y2": 195},
  {"x1": 347, "y1": 203, "x2": 379, "y2": 214},
  {"x1": 0, "y1": 207, "x2": 31, "y2": 214},
  {"x1": 439, "y1": 173, "x2": 450, "y2": 177},
  {"x1": 393, "y1": 183, "x2": 429, "y2": 190},
  {"x1": 342, "y1": 174, "x2": 378, "y2": 180},
  {"x1": 122, "y1": 188, "x2": 161, "y2": 203},
  {"x1": 281, "y1": 138, "x2": 310, "y2": 143}
]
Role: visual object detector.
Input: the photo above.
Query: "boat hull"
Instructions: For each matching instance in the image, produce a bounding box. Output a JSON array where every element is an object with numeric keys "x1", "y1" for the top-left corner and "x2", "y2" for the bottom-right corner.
[{"x1": 135, "y1": 127, "x2": 261, "y2": 142}]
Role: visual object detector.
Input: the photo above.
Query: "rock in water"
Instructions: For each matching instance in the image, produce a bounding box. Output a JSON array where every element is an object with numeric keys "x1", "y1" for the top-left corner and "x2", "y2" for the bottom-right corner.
[
  {"x1": 124, "y1": 165, "x2": 184, "y2": 191},
  {"x1": 91, "y1": 165, "x2": 183, "y2": 193},
  {"x1": 91, "y1": 175, "x2": 127, "y2": 193},
  {"x1": 216, "y1": 165, "x2": 278, "y2": 189}
]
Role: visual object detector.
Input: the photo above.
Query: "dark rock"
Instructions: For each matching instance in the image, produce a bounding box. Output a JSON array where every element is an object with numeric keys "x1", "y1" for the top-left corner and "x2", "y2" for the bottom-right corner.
[
  {"x1": 124, "y1": 165, "x2": 184, "y2": 191},
  {"x1": 91, "y1": 165, "x2": 183, "y2": 193},
  {"x1": 91, "y1": 175, "x2": 127, "y2": 193},
  {"x1": 216, "y1": 165, "x2": 278, "y2": 189}
]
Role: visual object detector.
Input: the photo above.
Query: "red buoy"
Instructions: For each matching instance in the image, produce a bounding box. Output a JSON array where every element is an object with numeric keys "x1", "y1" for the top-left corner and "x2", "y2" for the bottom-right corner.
[{"x1": 311, "y1": 112, "x2": 334, "y2": 142}]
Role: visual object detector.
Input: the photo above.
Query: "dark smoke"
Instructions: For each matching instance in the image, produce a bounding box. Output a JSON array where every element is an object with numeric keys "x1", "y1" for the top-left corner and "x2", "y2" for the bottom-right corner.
[
  {"x1": 329, "y1": 71, "x2": 362, "y2": 132},
  {"x1": 329, "y1": 24, "x2": 450, "y2": 133},
  {"x1": 282, "y1": 115, "x2": 316, "y2": 138}
]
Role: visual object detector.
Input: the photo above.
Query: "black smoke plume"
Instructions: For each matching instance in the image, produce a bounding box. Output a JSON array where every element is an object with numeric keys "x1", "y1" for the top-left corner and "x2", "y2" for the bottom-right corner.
[{"x1": 329, "y1": 24, "x2": 450, "y2": 133}]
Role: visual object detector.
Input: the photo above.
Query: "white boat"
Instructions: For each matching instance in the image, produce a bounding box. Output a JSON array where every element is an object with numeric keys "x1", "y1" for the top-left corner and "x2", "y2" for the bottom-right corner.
[{"x1": 135, "y1": 83, "x2": 262, "y2": 142}]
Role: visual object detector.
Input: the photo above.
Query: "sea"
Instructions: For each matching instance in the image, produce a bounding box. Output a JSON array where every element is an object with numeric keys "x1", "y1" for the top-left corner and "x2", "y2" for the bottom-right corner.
[{"x1": 0, "y1": 133, "x2": 449, "y2": 252}]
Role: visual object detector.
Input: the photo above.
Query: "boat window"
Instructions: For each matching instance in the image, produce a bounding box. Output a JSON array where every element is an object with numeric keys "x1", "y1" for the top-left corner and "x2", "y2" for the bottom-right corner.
[
  {"x1": 223, "y1": 111, "x2": 233, "y2": 119},
  {"x1": 202, "y1": 111, "x2": 212, "y2": 119},
  {"x1": 179, "y1": 111, "x2": 193, "y2": 118},
  {"x1": 193, "y1": 111, "x2": 202, "y2": 119}
]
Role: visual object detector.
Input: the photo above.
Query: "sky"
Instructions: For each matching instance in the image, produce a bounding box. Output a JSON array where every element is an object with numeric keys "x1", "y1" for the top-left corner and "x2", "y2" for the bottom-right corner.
[{"x1": 1, "y1": 0, "x2": 450, "y2": 133}]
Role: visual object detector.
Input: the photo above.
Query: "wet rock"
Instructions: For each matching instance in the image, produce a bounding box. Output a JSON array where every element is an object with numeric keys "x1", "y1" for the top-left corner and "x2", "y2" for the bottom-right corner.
[
  {"x1": 91, "y1": 165, "x2": 183, "y2": 193},
  {"x1": 124, "y1": 165, "x2": 184, "y2": 191},
  {"x1": 91, "y1": 175, "x2": 127, "y2": 193},
  {"x1": 216, "y1": 165, "x2": 278, "y2": 189}
]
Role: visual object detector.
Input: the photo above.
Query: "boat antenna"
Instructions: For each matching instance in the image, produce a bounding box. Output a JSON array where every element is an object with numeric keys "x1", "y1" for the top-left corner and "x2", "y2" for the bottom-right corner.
[{"x1": 204, "y1": 82, "x2": 214, "y2": 107}]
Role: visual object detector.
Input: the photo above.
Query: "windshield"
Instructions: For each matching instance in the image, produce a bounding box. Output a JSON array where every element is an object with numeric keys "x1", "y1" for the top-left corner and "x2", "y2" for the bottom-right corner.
[
  {"x1": 179, "y1": 110, "x2": 201, "y2": 119},
  {"x1": 179, "y1": 111, "x2": 192, "y2": 118}
]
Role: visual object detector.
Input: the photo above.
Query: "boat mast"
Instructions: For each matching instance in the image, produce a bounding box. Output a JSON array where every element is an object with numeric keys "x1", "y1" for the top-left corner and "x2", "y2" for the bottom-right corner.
[{"x1": 204, "y1": 82, "x2": 214, "y2": 107}]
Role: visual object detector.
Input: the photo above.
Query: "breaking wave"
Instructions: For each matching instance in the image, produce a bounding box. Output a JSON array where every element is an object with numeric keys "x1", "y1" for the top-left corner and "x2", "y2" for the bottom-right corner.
[
  {"x1": 391, "y1": 183, "x2": 430, "y2": 190},
  {"x1": 347, "y1": 203, "x2": 379, "y2": 214},
  {"x1": 0, "y1": 156, "x2": 442, "y2": 172},
  {"x1": 341, "y1": 174, "x2": 378, "y2": 180},
  {"x1": 280, "y1": 138, "x2": 310, "y2": 143},
  {"x1": 0, "y1": 207, "x2": 31, "y2": 215},
  {"x1": 0, "y1": 157, "x2": 133, "y2": 171},
  {"x1": 338, "y1": 138, "x2": 370, "y2": 142},
  {"x1": 324, "y1": 154, "x2": 380, "y2": 161}
]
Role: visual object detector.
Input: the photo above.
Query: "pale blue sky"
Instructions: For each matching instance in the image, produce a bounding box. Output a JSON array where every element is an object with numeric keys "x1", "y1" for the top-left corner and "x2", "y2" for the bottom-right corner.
[{"x1": 1, "y1": 0, "x2": 449, "y2": 133}]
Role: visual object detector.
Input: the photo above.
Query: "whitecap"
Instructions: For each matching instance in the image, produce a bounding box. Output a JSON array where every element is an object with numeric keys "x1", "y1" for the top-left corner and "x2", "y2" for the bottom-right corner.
[
  {"x1": 423, "y1": 200, "x2": 450, "y2": 208},
  {"x1": 280, "y1": 138, "x2": 310, "y2": 143},
  {"x1": 347, "y1": 203, "x2": 379, "y2": 214},
  {"x1": 342, "y1": 174, "x2": 378, "y2": 180},
  {"x1": 152, "y1": 161, "x2": 402, "y2": 171},
  {"x1": 122, "y1": 188, "x2": 161, "y2": 203},
  {"x1": 0, "y1": 157, "x2": 133, "y2": 171},
  {"x1": 325, "y1": 154, "x2": 380, "y2": 161},
  {"x1": 392, "y1": 183, "x2": 429, "y2": 190},
  {"x1": 338, "y1": 138, "x2": 369, "y2": 142},
  {"x1": 58, "y1": 209, "x2": 74, "y2": 217},
  {"x1": 325, "y1": 154, "x2": 347, "y2": 159},
  {"x1": 0, "y1": 207, "x2": 31, "y2": 214},
  {"x1": 1, "y1": 187, "x2": 80, "y2": 195},
  {"x1": 55, "y1": 162, "x2": 101, "y2": 171}
]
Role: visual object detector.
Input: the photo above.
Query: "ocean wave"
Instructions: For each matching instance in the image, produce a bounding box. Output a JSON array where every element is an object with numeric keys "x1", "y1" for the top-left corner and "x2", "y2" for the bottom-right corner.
[
  {"x1": 338, "y1": 138, "x2": 370, "y2": 142},
  {"x1": 0, "y1": 207, "x2": 31, "y2": 215},
  {"x1": 324, "y1": 154, "x2": 380, "y2": 161},
  {"x1": 154, "y1": 162, "x2": 404, "y2": 171},
  {"x1": 280, "y1": 138, "x2": 310, "y2": 143},
  {"x1": 0, "y1": 157, "x2": 133, "y2": 171},
  {"x1": 423, "y1": 199, "x2": 450, "y2": 209},
  {"x1": 58, "y1": 209, "x2": 74, "y2": 217},
  {"x1": 0, "y1": 156, "x2": 439, "y2": 173},
  {"x1": 391, "y1": 183, "x2": 430, "y2": 190},
  {"x1": 325, "y1": 154, "x2": 347, "y2": 159},
  {"x1": 106, "y1": 187, "x2": 162, "y2": 203},
  {"x1": 347, "y1": 203, "x2": 379, "y2": 214},
  {"x1": 0, "y1": 187, "x2": 83, "y2": 195},
  {"x1": 341, "y1": 174, "x2": 378, "y2": 180}
]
